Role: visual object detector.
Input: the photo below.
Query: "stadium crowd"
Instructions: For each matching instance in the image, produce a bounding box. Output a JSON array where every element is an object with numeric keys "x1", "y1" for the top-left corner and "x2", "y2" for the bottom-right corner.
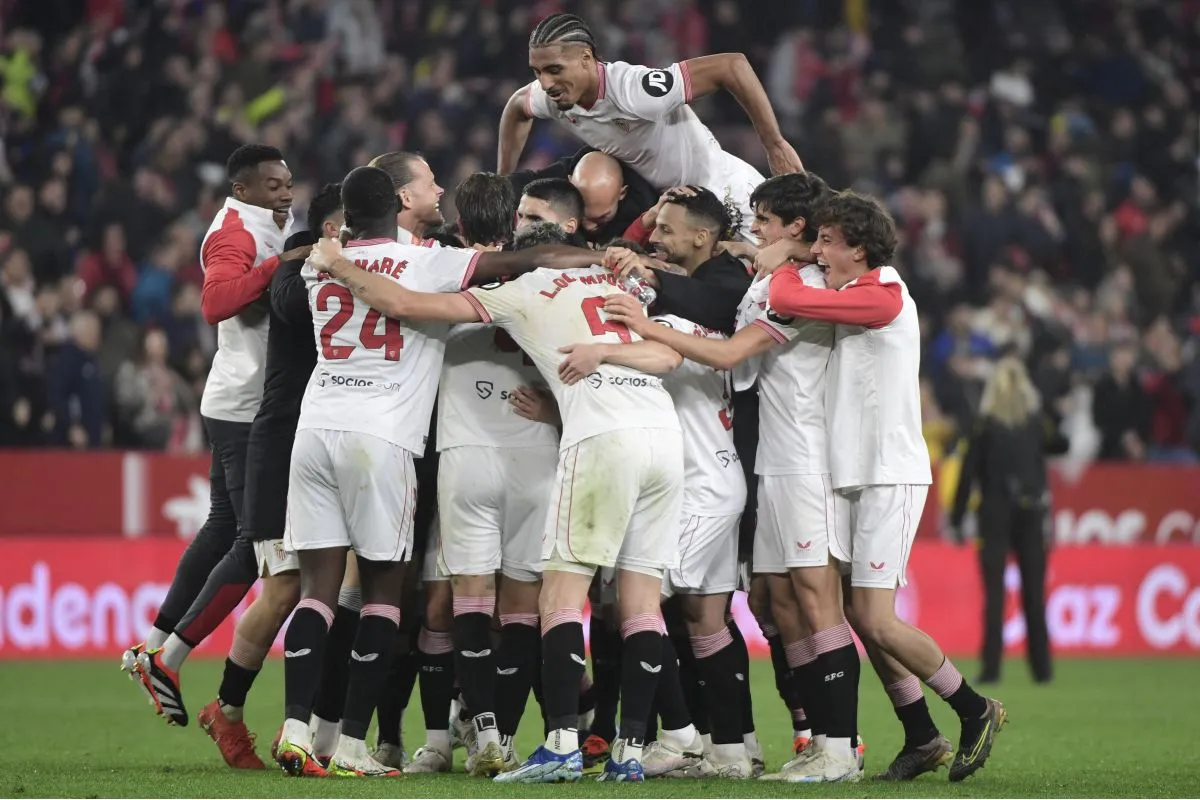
[{"x1": 1, "y1": 0, "x2": 1199, "y2": 464}]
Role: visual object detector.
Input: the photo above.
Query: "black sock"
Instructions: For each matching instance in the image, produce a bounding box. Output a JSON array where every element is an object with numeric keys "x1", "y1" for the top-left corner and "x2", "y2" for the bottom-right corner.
[
  {"x1": 339, "y1": 606, "x2": 400, "y2": 741},
  {"x1": 796, "y1": 657, "x2": 825, "y2": 737},
  {"x1": 152, "y1": 516, "x2": 240, "y2": 634},
  {"x1": 542, "y1": 614, "x2": 586, "y2": 733},
  {"x1": 693, "y1": 629, "x2": 744, "y2": 746},
  {"x1": 452, "y1": 604, "x2": 497, "y2": 732},
  {"x1": 418, "y1": 627, "x2": 456, "y2": 735},
  {"x1": 653, "y1": 635, "x2": 693, "y2": 733},
  {"x1": 618, "y1": 619, "x2": 663, "y2": 744},
  {"x1": 217, "y1": 658, "x2": 259, "y2": 709},
  {"x1": 283, "y1": 600, "x2": 333, "y2": 722},
  {"x1": 897, "y1": 696, "x2": 939, "y2": 749},
  {"x1": 588, "y1": 615, "x2": 621, "y2": 742},
  {"x1": 374, "y1": 628, "x2": 417, "y2": 747},
  {"x1": 765, "y1": 632, "x2": 789, "y2": 702},
  {"x1": 817, "y1": 637, "x2": 861, "y2": 741},
  {"x1": 945, "y1": 681, "x2": 988, "y2": 721},
  {"x1": 727, "y1": 621, "x2": 756, "y2": 734},
  {"x1": 495, "y1": 619, "x2": 540, "y2": 737},
  {"x1": 312, "y1": 602, "x2": 359, "y2": 724},
  {"x1": 670, "y1": 628, "x2": 707, "y2": 734}
]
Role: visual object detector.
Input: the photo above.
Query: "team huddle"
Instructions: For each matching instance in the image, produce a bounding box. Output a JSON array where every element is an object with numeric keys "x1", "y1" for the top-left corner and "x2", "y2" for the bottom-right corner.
[{"x1": 118, "y1": 13, "x2": 1005, "y2": 785}]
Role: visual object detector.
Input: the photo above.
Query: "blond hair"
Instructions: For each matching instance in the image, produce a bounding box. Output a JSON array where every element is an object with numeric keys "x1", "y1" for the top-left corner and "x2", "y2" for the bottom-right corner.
[{"x1": 979, "y1": 356, "x2": 1041, "y2": 428}]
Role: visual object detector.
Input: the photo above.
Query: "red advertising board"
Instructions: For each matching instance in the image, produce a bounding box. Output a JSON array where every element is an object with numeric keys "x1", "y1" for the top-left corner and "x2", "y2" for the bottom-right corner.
[
  {"x1": 1, "y1": 539, "x2": 1197, "y2": 659},
  {"x1": 1, "y1": 451, "x2": 1197, "y2": 544}
]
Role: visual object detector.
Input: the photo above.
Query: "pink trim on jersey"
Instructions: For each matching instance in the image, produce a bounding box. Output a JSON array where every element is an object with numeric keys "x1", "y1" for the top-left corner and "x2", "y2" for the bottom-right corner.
[
  {"x1": 460, "y1": 291, "x2": 491, "y2": 322},
  {"x1": 459, "y1": 249, "x2": 483, "y2": 289},
  {"x1": 752, "y1": 317, "x2": 789, "y2": 345},
  {"x1": 525, "y1": 83, "x2": 536, "y2": 117},
  {"x1": 680, "y1": 60, "x2": 694, "y2": 103},
  {"x1": 345, "y1": 238, "x2": 394, "y2": 248}
]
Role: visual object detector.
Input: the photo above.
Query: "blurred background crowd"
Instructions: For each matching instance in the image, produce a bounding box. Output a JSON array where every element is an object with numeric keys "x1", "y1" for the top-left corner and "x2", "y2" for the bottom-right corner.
[{"x1": 0, "y1": 0, "x2": 1198, "y2": 470}]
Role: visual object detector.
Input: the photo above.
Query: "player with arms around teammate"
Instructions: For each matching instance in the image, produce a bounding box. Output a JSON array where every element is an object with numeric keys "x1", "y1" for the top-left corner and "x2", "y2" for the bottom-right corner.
[
  {"x1": 560, "y1": 302, "x2": 752, "y2": 778},
  {"x1": 412, "y1": 174, "x2": 560, "y2": 777},
  {"x1": 498, "y1": 13, "x2": 802, "y2": 239},
  {"x1": 312, "y1": 223, "x2": 687, "y2": 784},
  {"x1": 607, "y1": 173, "x2": 869, "y2": 782},
  {"x1": 275, "y1": 168, "x2": 599, "y2": 778},
  {"x1": 124, "y1": 145, "x2": 307, "y2": 718},
  {"x1": 767, "y1": 192, "x2": 1007, "y2": 783}
]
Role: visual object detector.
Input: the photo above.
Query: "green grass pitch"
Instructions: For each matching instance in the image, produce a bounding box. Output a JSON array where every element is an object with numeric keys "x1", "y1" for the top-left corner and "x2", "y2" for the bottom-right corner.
[{"x1": 6, "y1": 657, "x2": 1198, "y2": 797}]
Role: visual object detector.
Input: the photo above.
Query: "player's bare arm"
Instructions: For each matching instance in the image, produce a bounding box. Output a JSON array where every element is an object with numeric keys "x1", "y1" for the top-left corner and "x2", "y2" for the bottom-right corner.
[
  {"x1": 497, "y1": 85, "x2": 535, "y2": 175},
  {"x1": 682, "y1": 53, "x2": 803, "y2": 176},
  {"x1": 603, "y1": 292, "x2": 776, "y2": 371},
  {"x1": 753, "y1": 239, "x2": 813, "y2": 277},
  {"x1": 557, "y1": 341, "x2": 682, "y2": 385},
  {"x1": 470, "y1": 244, "x2": 598, "y2": 281}
]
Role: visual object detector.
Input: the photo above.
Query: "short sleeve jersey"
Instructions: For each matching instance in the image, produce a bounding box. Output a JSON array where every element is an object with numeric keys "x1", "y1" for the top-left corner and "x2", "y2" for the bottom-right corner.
[
  {"x1": 297, "y1": 239, "x2": 479, "y2": 455},
  {"x1": 463, "y1": 267, "x2": 680, "y2": 450}
]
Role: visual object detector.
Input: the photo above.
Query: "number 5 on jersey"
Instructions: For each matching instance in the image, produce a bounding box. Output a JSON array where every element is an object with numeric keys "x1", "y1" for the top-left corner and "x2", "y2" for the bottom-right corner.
[
  {"x1": 581, "y1": 296, "x2": 632, "y2": 343},
  {"x1": 317, "y1": 283, "x2": 404, "y2": 360}
]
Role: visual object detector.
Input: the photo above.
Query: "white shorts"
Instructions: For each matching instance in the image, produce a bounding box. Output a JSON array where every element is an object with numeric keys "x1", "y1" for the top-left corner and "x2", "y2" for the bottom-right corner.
[
  {"x1": 666, "y1": 512, "x2": 741, "y2": 595},
  {"x1": 254, "y1": 539, "x2": 299, "y2": 576},
  {"x1": 753, "y1": 474, "x2": 835, "y2": 574},
  {"x1": 831, "y1": 484, "x2": 929, "y2": 589},
  {"x1": 284, "y1": 429, "x2": 417, "y2": 563},
  {"x1": 543, "y1": 428, "x2": 684, "y2": 578},
  {"x1": 437, "y1": 444, "x2": 556, "y2": 583}
]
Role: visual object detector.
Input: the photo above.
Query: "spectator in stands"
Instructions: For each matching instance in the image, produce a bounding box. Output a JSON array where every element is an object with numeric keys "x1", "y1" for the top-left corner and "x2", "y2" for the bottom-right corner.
[
  {"x1": 1092, "y1": 342, "x2": 1153, "y2": 461},
  {"x1": 46, "y1": 309, "x2": 106, "y2": 449},
  {"x1": 113, "y1": 327, "x2": 194, "y2": 450},
  {"x1": 77, "y1": 222, "x2": 137, "y2": 307}
]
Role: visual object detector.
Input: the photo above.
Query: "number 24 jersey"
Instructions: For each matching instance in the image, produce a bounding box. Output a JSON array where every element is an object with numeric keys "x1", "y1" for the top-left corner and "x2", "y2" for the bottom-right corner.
[{"x1": 298, "y1": 239, "x2": 480, "y2": 455}]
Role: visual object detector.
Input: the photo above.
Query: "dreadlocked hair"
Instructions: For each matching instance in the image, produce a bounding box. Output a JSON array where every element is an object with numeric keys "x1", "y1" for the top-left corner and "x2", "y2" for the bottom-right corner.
[{"x1": 529, "y1": 13, "x2": 597, "y2": 54}]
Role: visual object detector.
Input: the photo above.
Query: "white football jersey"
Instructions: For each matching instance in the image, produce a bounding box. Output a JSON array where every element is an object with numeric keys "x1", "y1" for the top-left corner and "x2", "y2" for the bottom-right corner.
[
  {"x1": 737, "y1": 267, "x2": 833, "y2": 476},
  {"x1": 826, "y1": 267, "x2": 932, "y2": 489},
  {"x1": 463, "y1": 267, "x2": 680, "y2": 450},
  {"x1": 437, "y1": 323, "x2": 559, "y2": 450},
  {"x1": 297, "y1": 239, "x2": 480, "y2": 454},
  {"x1": 526, "y1": 61, "x2": 763, "y2": 209},
  {"x1": 654, "y1": 314, "x2": 746, "y2": 517}
]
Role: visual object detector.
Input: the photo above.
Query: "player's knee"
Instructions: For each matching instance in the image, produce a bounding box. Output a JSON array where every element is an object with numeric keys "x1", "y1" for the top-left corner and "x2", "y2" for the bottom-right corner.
[
  {"x1": 262, "y1": 574, "x2": 301, "y2": 621},
  {"x1": 848, "y1": 600, "x2": 896, "y2": 649},
  {"x1": 747, "y1": 585, "x2": 771, "y2": 625}
]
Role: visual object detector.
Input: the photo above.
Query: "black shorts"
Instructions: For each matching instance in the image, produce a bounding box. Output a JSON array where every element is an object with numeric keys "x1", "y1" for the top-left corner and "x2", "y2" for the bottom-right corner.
[{"x1": 240, "y1": 415, "x2": 296, "y2": 542}]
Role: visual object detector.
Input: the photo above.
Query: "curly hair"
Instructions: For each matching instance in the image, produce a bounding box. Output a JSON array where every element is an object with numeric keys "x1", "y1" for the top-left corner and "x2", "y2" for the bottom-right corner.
[{"x1": 812, "y1": 191, "x2": 898, "y2": 267}]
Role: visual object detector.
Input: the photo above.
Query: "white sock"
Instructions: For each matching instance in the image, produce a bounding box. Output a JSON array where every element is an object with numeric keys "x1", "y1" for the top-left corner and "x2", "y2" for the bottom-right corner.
[
  {"x1": 797, "y1": 728, "x2": 813, "y2": 740},
  {"x1": 825, "y1": 736, "x2": 853, "y2": 760},
  {"x1": 661, "y1": 724, "x2": 698, "y2": 751},
  {"x1": 545, "y1": 727, "x2": 578, "y2": 755},
  {"x1": 712, "y1": 742, "x2": 748, "y2": 764},
  {"x1": 426, "y1": 729, "x2": 451, "y2": 756},
  {"x1": 145, "y1": 627, "x2": 170, "y2": 650},
  {"x1": 161, "y1": 633, "x2": 192, "y2": 672},
  {"x1": 611, "y1": 736, "x2": 643, "y2": 764},
  {"x1": 281, "y1": 717, "x2": 310, "y2": 748},
  {"x1": 743, "y1": 731, "x2": 762, "y2": 755},
  {"x1": 310, "y1": 714, "x2": 340, "y2": 756},
  {"x1": 813, "y1": 732, "x2": 827, "y2": 750},
  {"x1": 700, "y1": 732, "x2": 713, "y2": 754},
  {"x1": 334, "y1": 733, "x2": 368, "y2": 761},
  {"x1": 476, "y1": 724, "x2": 501, "y2": 750},
  {"x1": 219, "y1": 702, "x2": 243, "y2": 722}
]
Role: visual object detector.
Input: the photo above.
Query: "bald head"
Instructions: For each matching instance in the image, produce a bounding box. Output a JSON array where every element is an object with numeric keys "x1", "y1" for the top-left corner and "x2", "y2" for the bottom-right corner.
[{"x1": 571, "y1": 151, "x2": 627, "y2": 236}]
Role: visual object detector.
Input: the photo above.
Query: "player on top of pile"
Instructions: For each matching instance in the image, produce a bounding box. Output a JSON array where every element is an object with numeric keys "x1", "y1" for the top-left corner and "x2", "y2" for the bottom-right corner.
[{"x1": 498, "y1": 12, "x2": 803, "y2": 239}]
